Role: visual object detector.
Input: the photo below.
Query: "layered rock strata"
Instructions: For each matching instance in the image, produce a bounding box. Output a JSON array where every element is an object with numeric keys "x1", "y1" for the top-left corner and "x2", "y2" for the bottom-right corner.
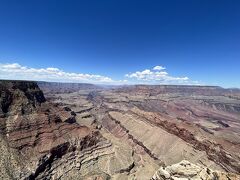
[{"x1": 0, "y1": 81, "x2": 135, "y2": 179}]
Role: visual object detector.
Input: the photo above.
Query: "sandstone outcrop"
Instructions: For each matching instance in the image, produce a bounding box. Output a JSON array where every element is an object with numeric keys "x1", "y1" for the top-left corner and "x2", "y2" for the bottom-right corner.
[{"x1": 152, "y1": 160, "x2": 240, "y2": 180}]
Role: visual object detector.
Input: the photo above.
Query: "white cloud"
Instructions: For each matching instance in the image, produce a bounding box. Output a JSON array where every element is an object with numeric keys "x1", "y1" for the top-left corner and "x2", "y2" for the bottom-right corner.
[
  {"x1": 153, "y1": 65, "x2": 165, "y2": 71},
  {"x1": 0, "y1": 63, "x2": 117, "y2": 84},
  {"x1": 125, "y1": 66, "x2": 199, "y2": 85},
  {"x1": 0, "y1": 63, "x2": 200, "y2": 85}
]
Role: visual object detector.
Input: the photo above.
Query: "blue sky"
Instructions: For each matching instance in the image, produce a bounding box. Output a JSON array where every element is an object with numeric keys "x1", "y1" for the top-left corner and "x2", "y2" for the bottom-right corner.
[{"x1": 0, "y1": 0, "x2": 239, "y2": 87}]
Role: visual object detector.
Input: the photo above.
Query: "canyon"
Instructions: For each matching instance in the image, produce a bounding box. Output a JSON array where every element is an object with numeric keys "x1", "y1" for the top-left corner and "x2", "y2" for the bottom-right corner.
[{"x1": 0, "y1": 80, "x2": 240, "y2": 179}]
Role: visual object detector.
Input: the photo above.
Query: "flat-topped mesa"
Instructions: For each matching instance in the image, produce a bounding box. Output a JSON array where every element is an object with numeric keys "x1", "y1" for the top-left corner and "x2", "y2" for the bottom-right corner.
[
  {"x1": 0, "y1": 80, "x2": 46, "y2": 117},
  {"x1": 38, "y1": 81, "x2": 102, "y2": 94},
  {"x1": 116, "y1": 85, "x2": 228, "y2": 96}
]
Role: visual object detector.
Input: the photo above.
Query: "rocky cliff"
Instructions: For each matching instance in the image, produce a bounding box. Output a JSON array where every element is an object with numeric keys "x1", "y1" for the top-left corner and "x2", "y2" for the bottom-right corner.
[
  {"x1": 0, "y1": 81, "x2": 103, "y2": 179},
  {"x1": 0, "y1": 81, "x2": 137, "y2": 179},
  {"x1": 0, "y1": 80, "x2": 45, "y2": 117}
]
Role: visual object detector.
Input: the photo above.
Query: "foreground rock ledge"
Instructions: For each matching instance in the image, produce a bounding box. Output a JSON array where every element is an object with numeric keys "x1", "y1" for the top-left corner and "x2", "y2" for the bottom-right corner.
[{"x1": 151, "y1": 160, "x2": 240, "y2": 180}]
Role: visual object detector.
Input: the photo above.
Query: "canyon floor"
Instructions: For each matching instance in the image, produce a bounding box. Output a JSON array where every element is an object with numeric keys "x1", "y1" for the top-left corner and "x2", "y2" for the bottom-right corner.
[{"x1": 0, "y1": 81, "x2": 240, "y2": 179}]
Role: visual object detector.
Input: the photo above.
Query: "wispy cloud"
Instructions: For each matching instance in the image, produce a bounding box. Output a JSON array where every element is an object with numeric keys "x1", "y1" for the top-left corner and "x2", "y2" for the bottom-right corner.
[
  {"x1": 0, "y1": 63, "x2": 200, "y2": 85},
  {"x1": 0, "y1": 63, "x2": 118, "y2": 84},
  {"x1": 153, "y1": 65, "x2": 165, "y2": 71},
  {"x1": 125, "y1": 65, "x2": 200, "y2": 85}
]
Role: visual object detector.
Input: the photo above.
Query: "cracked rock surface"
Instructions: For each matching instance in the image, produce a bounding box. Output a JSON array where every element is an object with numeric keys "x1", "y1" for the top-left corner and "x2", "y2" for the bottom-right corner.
[{"x1": 152, "y1": 160, "x2": 239, "y2": 180}]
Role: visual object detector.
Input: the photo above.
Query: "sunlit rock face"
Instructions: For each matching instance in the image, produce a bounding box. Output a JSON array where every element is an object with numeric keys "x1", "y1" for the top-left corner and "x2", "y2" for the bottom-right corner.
[{"x1": 152, "y1": 160, "x2": 240, "y2": 180}]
